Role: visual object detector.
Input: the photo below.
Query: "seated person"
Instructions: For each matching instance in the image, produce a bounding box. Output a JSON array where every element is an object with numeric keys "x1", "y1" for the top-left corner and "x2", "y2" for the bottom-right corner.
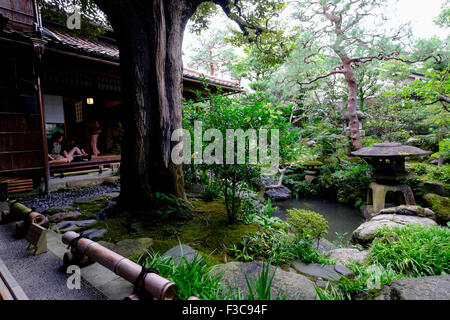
[
  {"x1": 66, "y1": 137, "x2": 90, "y2": 161},
  {"x1": 48, "y1": 132, "x2": 87, "y2": 164}
]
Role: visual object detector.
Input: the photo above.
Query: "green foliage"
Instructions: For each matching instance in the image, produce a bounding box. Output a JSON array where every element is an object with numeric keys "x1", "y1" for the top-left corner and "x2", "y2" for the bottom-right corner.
[
  {"x1": 230, "y1": 229, "x2": 330, "y2": 265},
  {"x1": 434, "y1": 0, "x2": 450, "y2": 29},
  {"x1": 322, "y1": 263, "x2": 402, "y2": 300},
  {"x1": 318, "y1": 223, "x2": 450, "y2": 300},
  {"x1": 245, "y1": 259, "x2": 280, "y2": 300},
  {"x1": 427, "y1": 164, "x2": 450, "y2": 184},
  {"x1": 287, "y1": 208, "x2": 328, "y2": 242},
  {"x1": 329, "y1": 162, "x2": 373, "y2": 208},
  {"x1": 370, "y1": 224, "x2": 450, "y2": 277},
  {"x1": 141, "y1": 250, "x2": 239, "y2": 300},
  {"x1": 154, "y1": 192, "x2": 192, "y2": 216},
  {"x1": 184, "y1": 91, "x2": 300, "y2": 223},
  {"x1": 230, "y1": 230, "x2": 297, "y2": 265}
]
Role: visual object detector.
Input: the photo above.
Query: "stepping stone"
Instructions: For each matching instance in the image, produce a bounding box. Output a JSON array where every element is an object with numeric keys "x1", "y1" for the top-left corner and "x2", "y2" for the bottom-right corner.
[
  {"x1": 48, "y1": 211, "x2": 81, "y2": 223},
  {"x1": 163, "y1": 244, "x2": 201, "y2": 266},
  {"x1": 334, "y1": 264, "x2": 353, "y2": 277},
  {"x1": 82, "y1": 229, "x2": 107, "y2": 240},
  {"x1": 56, "y1": 219, "x2": 97, "y2": 232},
  {"x1": 292, "y1": 261, "x2": 341, "y2": 281}
]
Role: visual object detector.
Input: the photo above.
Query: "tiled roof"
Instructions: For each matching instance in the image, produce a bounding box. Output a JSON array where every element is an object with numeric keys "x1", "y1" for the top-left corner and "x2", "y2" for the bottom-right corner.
[
  {"x1": 41, "y1": 25, "x2": 241, "y2": 90},
  {"x1": 1, "y1": 23, "x2": 241, "y2": 90}
]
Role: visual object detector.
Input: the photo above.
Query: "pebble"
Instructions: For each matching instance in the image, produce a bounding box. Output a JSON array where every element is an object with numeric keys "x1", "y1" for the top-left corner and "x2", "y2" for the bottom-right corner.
[{"x1": 18, "y1": 185, "x2": 120, "y2": 213}]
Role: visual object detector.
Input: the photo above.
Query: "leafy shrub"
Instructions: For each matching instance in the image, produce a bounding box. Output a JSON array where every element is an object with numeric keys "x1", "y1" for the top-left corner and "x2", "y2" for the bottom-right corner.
[
  {"x1": 370, "y1": 224, "x2": 450, "y2": 277},
  {"x1": 329, "y1": 162, "x2": 373, "y2": 208},
  {"x1": 428, "y1": 164, "x2": 450, "y2": 184},
  {"x1": 230, "y1": 230, "x2": 330, "y2": 265},
  {"x1": 318, "y1": 263, "x2": 402, "y2": 300},
  {"x1": 361, "y1": 136, "x2": 382, "y2": 147},
  {"x1": 287, "y1": 208, "x2": 328, "y2": 242},
  {"x1": 154, "y1": 192, "x2": 192, "y2": 215},
  {"x1": 409, "y1": 162, "x2": 429, "y2": 176}
]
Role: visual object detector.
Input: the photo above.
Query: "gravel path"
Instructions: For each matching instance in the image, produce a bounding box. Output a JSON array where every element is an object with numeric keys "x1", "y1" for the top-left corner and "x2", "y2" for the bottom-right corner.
[
  {"x1": 0, "y1": 222, "x2": 107, "y2": 300},
  {"x1": 17, "y1": 185, "x2": 120, "y2": 213}
]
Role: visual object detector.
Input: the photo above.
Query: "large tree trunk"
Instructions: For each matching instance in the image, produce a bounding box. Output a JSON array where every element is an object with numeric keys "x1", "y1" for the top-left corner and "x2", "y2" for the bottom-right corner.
[
  {"x1": 94, "y1": 0, "x2": 200, "y2": 212},
  {"x1": 342, "y1": 60, "x2": 363, "y2": 150}
]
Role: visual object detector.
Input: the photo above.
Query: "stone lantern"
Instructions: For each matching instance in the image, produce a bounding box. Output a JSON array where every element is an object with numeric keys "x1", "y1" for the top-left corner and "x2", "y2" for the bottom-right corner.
[
  {"x1": 342, "y1": 110, "x2": 367, "y2": 137},
  {"x1": 351, "y1": 142, "x2": 431, "y2": 217}
]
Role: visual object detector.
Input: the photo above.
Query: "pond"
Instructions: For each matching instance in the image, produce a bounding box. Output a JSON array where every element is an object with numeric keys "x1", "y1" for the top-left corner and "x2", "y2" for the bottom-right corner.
[{"x1": 273, "y1": 199, "x2": 366, "y2": 244}]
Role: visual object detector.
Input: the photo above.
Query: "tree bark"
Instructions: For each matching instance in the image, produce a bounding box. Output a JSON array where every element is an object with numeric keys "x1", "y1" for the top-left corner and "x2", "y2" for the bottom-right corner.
[
  {"x1": 94, "y1": 0, "x2": 201, "y2": 211},
  {"x1": 342, "y1": 60, "x2": 363, "y2": 150}
]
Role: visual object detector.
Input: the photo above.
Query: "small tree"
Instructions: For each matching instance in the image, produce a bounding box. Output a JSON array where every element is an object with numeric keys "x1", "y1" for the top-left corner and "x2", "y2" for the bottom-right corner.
[
  {"x1": 184, "y1": 90, "x2": 299, "y2": 223},
  {"x1": 287, "y1": 208, "x2": 328, "y2": 247}
]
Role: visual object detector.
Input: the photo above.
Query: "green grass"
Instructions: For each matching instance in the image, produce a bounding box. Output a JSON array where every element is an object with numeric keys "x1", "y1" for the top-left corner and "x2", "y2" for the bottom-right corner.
[
  {"x1": 370, "y1": 224, "x2": 450, "y2": 277},
  {"x1": 316, "y1": 223, "x2": 450, "y2": 300},
  {"x1": 139, "y1": 250, "x2": 241, "y2": 300},
  {"x1": 245, "y1": 259, "x2": 280, "y2": 300}
]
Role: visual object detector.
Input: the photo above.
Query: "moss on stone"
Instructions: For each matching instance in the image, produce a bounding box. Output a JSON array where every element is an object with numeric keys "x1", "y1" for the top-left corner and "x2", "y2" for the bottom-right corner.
[
  {"x1": 69, "y1": 195, "x2": 113, "y2": 219},
  {"x1": 70, "y1": 196, "x2": 258, "y2": 266},
  {"x1": 423, "y1": 193, "x2": 450, "y2": 224}
]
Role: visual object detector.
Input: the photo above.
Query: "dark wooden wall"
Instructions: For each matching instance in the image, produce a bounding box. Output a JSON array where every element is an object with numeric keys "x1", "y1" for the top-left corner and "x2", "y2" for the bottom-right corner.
[
  {"x1": 0, "y1": 42, "x2": 44, "y2": 175},
  {"x1": 0, "y1": 0, "x2": 36, "y2": 31}
]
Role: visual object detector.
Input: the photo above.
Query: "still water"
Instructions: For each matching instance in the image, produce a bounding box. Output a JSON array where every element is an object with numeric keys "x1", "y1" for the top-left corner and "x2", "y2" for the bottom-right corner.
[{"x1": 273, "y1": 199, "x2": 366, "y2": 243}]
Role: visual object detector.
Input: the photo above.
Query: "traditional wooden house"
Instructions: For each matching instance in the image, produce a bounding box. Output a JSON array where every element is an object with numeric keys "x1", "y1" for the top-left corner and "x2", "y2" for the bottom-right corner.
[{"x1": 0, "y1": 0, "x2": 241, "y2": 197}]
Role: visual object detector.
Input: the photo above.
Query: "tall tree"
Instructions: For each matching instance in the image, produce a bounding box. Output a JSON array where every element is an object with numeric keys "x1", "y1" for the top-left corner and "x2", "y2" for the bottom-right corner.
[
  {"x1": 41, "y1": 0, "x2": 287, "y2": 213},
  {"x1": 186, "y1": 27, "x2": 237, "y2": 77},
  {"x1": 292, "y1": 0, "x2": 438, "y2": 150}
]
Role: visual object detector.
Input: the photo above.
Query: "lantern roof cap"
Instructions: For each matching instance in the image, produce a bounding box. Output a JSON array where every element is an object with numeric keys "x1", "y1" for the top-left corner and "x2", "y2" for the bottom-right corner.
[{"x1": 351, "y1": 142, "x2": 432, "y2": 157}]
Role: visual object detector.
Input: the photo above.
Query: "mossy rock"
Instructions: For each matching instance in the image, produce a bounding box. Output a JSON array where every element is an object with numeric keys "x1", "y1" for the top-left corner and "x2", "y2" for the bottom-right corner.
[
  {"x1": 421, "y1": 181, "x2": 449, "y2": 197},
  {"x1": 98, "y1": 238, "x2": 153, "y2": 260},
  {"x1": 42, "y1": 207, "x2": 72, "y2": 216},
  {"x1": 423, "y1": 193, "x2": 450, "y2": 224},
  {"x1": 302, "y1": 160, "x2": 324, "y2": 167}
]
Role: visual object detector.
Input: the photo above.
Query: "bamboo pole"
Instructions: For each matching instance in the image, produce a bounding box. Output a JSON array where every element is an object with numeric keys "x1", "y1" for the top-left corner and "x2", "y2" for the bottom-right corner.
[{"x1": 62, "y1": 231, "x2": 178, "y2": 300}]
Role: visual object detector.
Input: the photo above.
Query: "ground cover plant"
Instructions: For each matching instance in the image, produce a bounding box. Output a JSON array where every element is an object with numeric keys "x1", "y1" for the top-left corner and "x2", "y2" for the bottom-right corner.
[{"x1": 316, "y1": 223, "x2": 450, "y2": 300}]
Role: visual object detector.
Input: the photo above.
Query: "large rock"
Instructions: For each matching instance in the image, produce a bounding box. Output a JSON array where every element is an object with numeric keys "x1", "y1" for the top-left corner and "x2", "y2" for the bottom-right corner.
[
  {"x1": 378, "y1": 205, "x2": 435, "y2": 220},
  {"x1": 98, "y1": 238, "x2": 153, "y2": 259},
  {"x1": 259, "y1": 177, "x2": 292, "y2": 201},
  {"x1": 82, "y1": 228, "x2": 107, "y2": 240},
  {"x1": 210, "y1": 261, "x2": 316, "y2": 300},
  {"x1": 423, "y1": 181, "x2": 448, "y2": 197},
  {"x1": 423, "y1": 193, "x2": 450, "y2": 224},
  {"x1": 56, "y1": 219, "x2": 97, "y2": 232},
  {"x1": 291, "y1": 261, "x2": 353, "y2": 281},
  {"x1": 325, "y1": 248, "x2": 369, "y2": 265},
  {"x1": 375, "y1": 275, "x2": 450, "y2": 300},
  {"x1": 162, "y1": 244, "x2": 201, "y2": 266},
  {"x1": 351, "y1": 214, "x2": 437, "y2": 246},
  {"x1": 48, "y1": 211, "x2": 81, "y2": 223}
]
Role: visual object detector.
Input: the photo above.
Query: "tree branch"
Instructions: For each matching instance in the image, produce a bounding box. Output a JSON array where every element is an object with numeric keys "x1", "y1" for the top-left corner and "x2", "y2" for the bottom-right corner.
[{"x1": 297, "y1": 68, "x2": 344, "y2": 86}]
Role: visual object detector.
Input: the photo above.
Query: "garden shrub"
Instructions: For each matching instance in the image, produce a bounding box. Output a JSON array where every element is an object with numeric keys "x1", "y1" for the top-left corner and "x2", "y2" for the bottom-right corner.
[
  {"x1": 329, "y1": 162, "x2": 373, "y2": 208},
  {"x1": 428, "y1": 164, "x2": 450, "y2": 184},
  {"x1": 287, "y1": 208, "x2": 328, "y2": 242},
  {"x1": 230, "y1": 229, "x2": 330, "y2": 265}
]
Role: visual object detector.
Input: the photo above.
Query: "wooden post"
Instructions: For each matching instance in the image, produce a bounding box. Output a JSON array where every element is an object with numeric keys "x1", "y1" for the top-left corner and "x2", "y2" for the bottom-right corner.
[
  {"x1": 32, "y1": 38, "x2": 50, "y2": 194},
  {"x1": 26, "y1": 223, "x2": 47, "y2": 255}
]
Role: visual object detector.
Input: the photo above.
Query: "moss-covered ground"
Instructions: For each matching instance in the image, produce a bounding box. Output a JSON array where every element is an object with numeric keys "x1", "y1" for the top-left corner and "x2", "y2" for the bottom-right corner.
[{"x1": 66, "y1": 194, "x2": 258, "y2": 266}]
